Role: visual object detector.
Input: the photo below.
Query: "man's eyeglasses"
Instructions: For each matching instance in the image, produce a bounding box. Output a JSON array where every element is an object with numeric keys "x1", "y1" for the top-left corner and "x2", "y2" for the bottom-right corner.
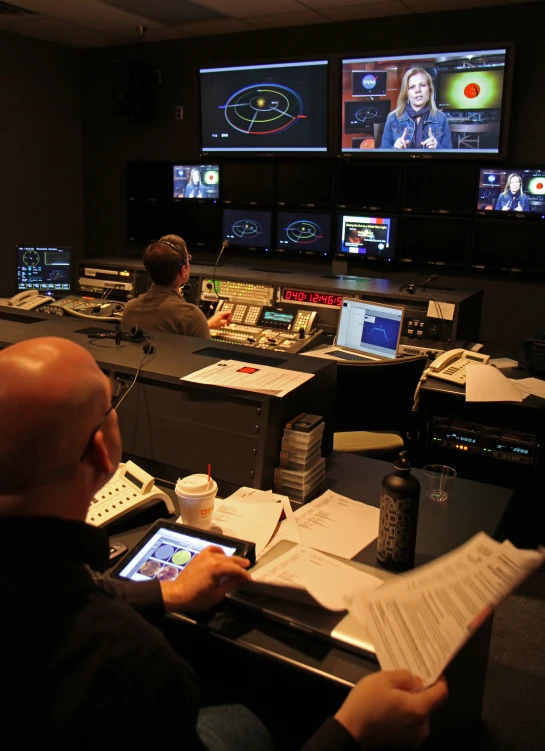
[{"x1": 79, "y1": 405, "x2": 114, "y2": 462}]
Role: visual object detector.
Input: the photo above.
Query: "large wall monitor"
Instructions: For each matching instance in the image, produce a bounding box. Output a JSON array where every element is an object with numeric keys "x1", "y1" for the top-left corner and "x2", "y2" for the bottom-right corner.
[
  {"x1": 17, "y1": 246, "x2": 72, "y2": 292},
  {"x1": 173, "y1": 164, "x2": 219, "y2": 200},
  {"x1": 341, "y1": 48, "x2": 510, "y2": 155},
  {"x1": 276, "y1": 211, "x2": 332, "y2": 256},
  {"x1": 222, "y1": 208, "x2": 273, "y2": 250},
  {"x1": 200, "y1": 60, "x2": 328, "y2": 153},
  {"x1": 335, "y1": 214, "x2": 396, "y2": 262},
  {"x1": 477, "y1": 168, "x2": 545, "y2": 217}
]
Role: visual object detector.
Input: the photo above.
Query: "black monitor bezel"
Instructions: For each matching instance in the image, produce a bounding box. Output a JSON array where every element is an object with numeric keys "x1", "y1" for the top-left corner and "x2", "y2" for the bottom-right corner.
[
  {"x1": 275, "y1": 209, "x2": 333, "y2": 257},
  {"x1": 16, "y1": 244, "x2": 73, "y2": 295},
  {"x1": 173, "y1": 163, "x2": 221, "y2": 202},
  {"x1": 333, "y1": 212, "x2": 398, "y2": 265},
  {"x1": 339, "y1": 42, "x2": 514, "y2": 161},
  {"x1": 475, "y1": 165, "x2": 545, "y2": 221},
  {"x1": 198, "y1": 56, "x2": 331, "y2": 157}
]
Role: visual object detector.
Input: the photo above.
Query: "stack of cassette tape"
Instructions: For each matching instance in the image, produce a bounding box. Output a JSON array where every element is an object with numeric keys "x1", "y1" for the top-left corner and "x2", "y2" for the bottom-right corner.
[{"x1": 274, "y1": 413, "x2": 326, "y2": 503}]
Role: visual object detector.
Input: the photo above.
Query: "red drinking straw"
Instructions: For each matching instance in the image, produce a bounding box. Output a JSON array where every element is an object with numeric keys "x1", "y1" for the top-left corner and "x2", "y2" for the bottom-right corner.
[{"x1": 207, "y1": 463, "x2": 211, "y2": 483}]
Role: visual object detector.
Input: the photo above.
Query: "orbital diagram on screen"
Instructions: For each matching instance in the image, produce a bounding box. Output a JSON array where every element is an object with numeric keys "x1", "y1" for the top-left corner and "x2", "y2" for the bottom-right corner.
[
  {"x1": 231, "y1": 219, "x2": 264, "y2": 238},
  {"x1": 220, "y1": 83, "x2": 306, "y2": 135},
  {"x1": 285, "y1": 220, "x2": 323, "y2": 245}
]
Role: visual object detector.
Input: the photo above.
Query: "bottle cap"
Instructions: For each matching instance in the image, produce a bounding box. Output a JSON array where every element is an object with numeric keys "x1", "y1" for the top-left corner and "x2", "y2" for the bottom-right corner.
[{"x1": 393, "y1": 450, "x2": 412, "y2": 473}]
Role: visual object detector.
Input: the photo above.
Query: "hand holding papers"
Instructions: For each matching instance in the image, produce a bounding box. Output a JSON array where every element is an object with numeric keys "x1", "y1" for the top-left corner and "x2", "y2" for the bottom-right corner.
[
  {"x1": 351, "y1": 532, "x2": 545, "y2": 686},
  {"x1": 181, "y1": 360, "x2": 313, "y2": 397}
]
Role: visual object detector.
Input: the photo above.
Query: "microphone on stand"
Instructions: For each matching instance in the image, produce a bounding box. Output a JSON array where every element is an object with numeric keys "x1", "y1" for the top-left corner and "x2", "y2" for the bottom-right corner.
[
  {"x1": 400, "y1": 273, "x2": 438, "y2": 294},
  {"x1": 208, "y1": 240, "x2": 229, "y2": 318}
]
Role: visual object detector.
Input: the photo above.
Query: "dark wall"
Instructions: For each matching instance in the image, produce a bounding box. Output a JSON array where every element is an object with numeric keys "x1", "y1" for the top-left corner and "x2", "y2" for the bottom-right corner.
[
  {"x1": 0, "y1": 31, "x2": 84, "y2": 298},
  {"x1": 80, "y1": 2, "x2": 543, "y2": 346}
]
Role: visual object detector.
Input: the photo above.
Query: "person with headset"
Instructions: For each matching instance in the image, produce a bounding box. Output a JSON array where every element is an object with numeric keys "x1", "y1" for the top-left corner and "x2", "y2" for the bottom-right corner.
[
  {"x1": 121, "y1": 234, "x2": 231, "y2": 338},
  {"x1": 0, "y1": 335, "x2": 449, "y2": 749}
]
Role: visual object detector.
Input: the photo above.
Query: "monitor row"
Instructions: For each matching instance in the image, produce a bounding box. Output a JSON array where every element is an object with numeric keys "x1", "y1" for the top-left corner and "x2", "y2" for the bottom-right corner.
[
  {"x1": 197, "y1": 48, "x2": 512, "y2": 158},
  {"x1": 128, "y1": 204, "x2": 545, "y2": 275},
  {"x1": 128, "y1": 161, "x2": 545, "y2": 220}
]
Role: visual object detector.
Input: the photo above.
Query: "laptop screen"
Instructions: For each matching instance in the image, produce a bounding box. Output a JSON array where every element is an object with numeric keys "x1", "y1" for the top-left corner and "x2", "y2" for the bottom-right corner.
[{"x1": 336, "y1": 298, "x2": 404, "y2": 360}]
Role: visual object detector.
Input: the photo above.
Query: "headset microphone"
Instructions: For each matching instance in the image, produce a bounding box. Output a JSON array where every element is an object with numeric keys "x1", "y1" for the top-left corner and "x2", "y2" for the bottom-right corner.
[{"x1": 142, "y1": 341, "x2": 155, "y2": 355}]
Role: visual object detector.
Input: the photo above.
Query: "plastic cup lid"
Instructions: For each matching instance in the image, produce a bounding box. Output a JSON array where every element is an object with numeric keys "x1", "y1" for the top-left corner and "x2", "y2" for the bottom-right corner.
[{"x1": 176, "y1": 473, "x2": 215, "y2": 496}]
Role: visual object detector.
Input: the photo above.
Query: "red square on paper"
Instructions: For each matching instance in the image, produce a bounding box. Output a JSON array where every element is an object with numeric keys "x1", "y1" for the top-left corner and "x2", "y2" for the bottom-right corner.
[{"x1": 237, "y1": 367, "x2": 259, "y2": 374}]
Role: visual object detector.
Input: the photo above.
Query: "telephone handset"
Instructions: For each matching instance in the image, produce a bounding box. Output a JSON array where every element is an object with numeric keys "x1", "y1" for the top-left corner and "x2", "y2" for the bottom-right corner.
[
  {"x1": 8, "y1": 289, "x2": 54, "y2": 311},
  {"x1": 86, "y1": 460, "x2": 175, "y2": 528},
  {"x1": 429, "y1": 348, "x2": 491, "y2": 385}
]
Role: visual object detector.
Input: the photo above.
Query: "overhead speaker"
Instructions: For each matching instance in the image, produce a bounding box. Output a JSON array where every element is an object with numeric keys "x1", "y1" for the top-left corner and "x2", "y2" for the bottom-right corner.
[{"x1": 111, "y1": 60, "x2": 154, "y2": 123}]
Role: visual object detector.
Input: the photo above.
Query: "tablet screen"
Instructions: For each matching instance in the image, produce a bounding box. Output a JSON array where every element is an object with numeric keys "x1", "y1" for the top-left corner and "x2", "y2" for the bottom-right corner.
[{"x1": 116, "y1": 525, "x2": 238, "y2": 583}]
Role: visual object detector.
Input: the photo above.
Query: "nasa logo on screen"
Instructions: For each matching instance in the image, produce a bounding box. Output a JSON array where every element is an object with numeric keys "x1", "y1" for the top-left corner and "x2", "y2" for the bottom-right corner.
[
  {"x1": 487, "y1": 174, "x2": 497, "y2": 184},
  {"x1": 362, "y1": 74, "x2": 378, "y2": 91}
]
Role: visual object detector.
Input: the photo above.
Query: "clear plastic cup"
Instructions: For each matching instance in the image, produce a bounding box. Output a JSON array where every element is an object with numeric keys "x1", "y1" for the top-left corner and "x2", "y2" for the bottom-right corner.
[
  {"x1": 422, "y1": 465, "x2": 457, "y2": 502},
  {"x1": 175, "y1": 474, "x2": 218, "y2": 529}
]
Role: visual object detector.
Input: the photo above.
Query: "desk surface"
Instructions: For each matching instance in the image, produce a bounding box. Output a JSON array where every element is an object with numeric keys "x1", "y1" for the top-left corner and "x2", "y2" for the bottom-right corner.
[{"x1": 112, "y1": 452, "x2": 513, "y2": 687}]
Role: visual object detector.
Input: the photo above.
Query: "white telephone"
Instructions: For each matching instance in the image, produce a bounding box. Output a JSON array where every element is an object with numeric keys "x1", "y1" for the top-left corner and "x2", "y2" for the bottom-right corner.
[
  {"x1": 86, "y1": 460, "x2": 175, "y2": 527},
  {"x1": 429, "y1": 348, "x2": 491, "y2": 385},
  {"x1": 7, "y1": 289, "x2": 54, "y2": 311}
]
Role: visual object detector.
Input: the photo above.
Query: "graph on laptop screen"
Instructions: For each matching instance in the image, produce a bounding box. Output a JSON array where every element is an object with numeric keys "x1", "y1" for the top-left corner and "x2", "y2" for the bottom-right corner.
[{"x1": 337, "y1": 299, "x2": 403, "y2": 360}]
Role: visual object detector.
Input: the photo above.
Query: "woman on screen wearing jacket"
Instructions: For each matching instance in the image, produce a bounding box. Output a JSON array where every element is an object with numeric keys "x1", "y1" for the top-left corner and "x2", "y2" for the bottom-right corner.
[
  {"x1": 380, "y1": 68, "x2": 452, "y2": 150},
  {"x1": 495, "y1": 174, "x2": 530, "y2": 212}
]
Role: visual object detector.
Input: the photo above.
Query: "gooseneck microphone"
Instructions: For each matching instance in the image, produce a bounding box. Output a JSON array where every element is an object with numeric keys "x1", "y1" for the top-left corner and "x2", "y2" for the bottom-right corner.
[
  {"x1": 400, "y1": 273, "x2": 438, "y2": 294},
  {"x1": 209, "y1": 239, "x2": 229, "y2": 317}
]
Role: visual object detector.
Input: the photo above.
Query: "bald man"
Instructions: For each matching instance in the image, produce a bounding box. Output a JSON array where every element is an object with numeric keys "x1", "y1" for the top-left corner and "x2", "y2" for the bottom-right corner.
[{"x1": 0, "y1": 338, "x2": 447, "y2": 750}]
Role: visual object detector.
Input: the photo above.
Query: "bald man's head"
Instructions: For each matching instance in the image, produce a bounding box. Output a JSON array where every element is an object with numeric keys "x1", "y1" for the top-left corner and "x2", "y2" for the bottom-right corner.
[{"x1": 0, "y1": 338, "x2": 121, "y2": 498}]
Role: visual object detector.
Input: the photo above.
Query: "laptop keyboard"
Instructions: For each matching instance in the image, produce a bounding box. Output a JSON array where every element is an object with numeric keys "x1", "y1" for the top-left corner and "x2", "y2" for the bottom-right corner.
[{"x1": 328, "y1": 350, "x2": 374, "y2": 362}]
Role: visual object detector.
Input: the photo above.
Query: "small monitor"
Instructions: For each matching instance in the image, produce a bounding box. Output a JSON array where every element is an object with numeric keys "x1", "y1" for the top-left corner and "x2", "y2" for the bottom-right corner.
[
  {"x1": 276, "y1": 211, "x2": 331, "y2": 256},
  {"x1": 223, "y1": 208, "x2": 272, "y2": 250},
  {"x1": 276, "y1": 161, "x2": 335, "y2": 208},
  {"x1": 336, "y1": 214, "x2": 396, "y2": 261},
  {"x1": 16, "y1": 246, "x2": 71, "y2": 293},
  {"x1": 222, "y1": 161, "x2": 275, "y2": 205},
  {"x1": 200, "y1": 60, "x2": 328, "y2": 153},
  {"x1": 352, "y1": 71, "x2": 388, "y2": 97},
  {"x1": 400, "y1": 216, "x2": 470, "y2": 268},
  {"x1": 337, "y1": 161, "x2": 401, "y2": 212},
  {"x1": 477, "y1": 168, "x2": 545, "y2": 217},
  {"x1": 173, "y1": 164, "x2": 219, "y2": 200}
]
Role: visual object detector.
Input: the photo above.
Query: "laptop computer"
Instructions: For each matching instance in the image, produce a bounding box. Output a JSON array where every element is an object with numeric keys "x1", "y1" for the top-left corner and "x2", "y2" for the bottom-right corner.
[
  {"x1": 302, "y1": 297, "x2": 404, "y2": 362},
  {"x1": 228, "y1": 540, "x2": 379, "y2": 661}
]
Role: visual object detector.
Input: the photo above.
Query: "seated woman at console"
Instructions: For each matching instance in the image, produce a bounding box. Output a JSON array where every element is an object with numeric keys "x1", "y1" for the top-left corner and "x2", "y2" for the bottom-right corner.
[
  {"x1": 495, "y1": 173, "x2": 530, "y2": 212},
  {"x1": 380, "y1": 68, "x2": 452, "y2": 150}
]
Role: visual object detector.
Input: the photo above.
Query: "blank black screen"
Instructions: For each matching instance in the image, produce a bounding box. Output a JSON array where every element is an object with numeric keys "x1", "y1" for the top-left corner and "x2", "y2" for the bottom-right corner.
[
  {"x1": 222, "y1": 162, "x2": 275, "y2": 206},
  {"x1": 403, "y1": 164, "x2": 476, "y2": 215},
  {"x1": 276, "y1": 161, "x2": 335, "y2": 207},
  {"x1": 400, "y1": 216, "x2": 470, "y2": 267}
]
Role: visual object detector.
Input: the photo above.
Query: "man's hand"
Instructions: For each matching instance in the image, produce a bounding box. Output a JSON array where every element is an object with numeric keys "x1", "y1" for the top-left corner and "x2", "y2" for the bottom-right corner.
[
  {"x1": 334, "y1": 670, "x2": 448, "y2": 749},
  {"x1": 160, "y1": 545, "x2": 251, "y2": 613},
  {"x1": 208, "y1": 310, "x2": 232, "y2": 329},
  {"x1": 394, "y1": 127, "x2": 409, "y2": 149},
  {"x1": 421, "y1": 127, "x2": 438, "y2": 149}
]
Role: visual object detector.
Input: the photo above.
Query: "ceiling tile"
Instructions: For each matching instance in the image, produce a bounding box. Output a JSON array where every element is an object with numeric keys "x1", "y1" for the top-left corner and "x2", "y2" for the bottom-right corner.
[
  {"x1": 405, "y1": 0, "x2": 505, "y2": 10},
  {"x1": 176, "y1": 17, "x2": 255, "y2": 35},
  {"x1": 12, "y1": 0, "x2": 164, "y2": 32},
  {"x1": 247, "y1": 10, "x2": 328, "y2": 27},
  {"x1": 193, "y1": 0, "x2": 307, "y2": 18},
  {"x1": 321, "y1": 1, "x2": 411, "y2": 20},
  {"x1": 104, "y1": 0, "x2": 224, "y2": 24},
  {"x1": 0, "y1": 15, "x2": 126, "y2": 47}
]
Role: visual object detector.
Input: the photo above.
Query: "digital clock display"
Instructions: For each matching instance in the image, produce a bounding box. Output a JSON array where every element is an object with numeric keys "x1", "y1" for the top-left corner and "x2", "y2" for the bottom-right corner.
[{"x1": 282, "y1": 288, "x2": 343, "y2": 307}]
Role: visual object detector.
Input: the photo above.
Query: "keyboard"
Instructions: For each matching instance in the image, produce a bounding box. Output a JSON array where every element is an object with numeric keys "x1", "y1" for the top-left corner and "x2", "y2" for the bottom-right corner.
[{"x1": 328, "y1": 350, "x2": 374, "y2": 362}]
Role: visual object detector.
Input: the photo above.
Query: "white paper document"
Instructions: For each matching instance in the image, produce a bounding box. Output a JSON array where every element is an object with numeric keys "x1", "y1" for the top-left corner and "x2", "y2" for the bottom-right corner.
[
  {"x1": 351, "y1": 532, "x2": 545, "y2": 686},
  {"x1": 292, "y1": 490, "x2": 380, "y2": 558},
  {"x1": 465, "y1": 363, "x2": 524, "y2": 402},
  {"x1": 511, "y1": 377, "x2": 545, "y2": 400},
  {"x1": 181, "y1": 360, "x2": 313, "y2": 397},
  {"x1": 249, "y1": 544, "x2": 383, "y2": 611},
  {"x1": 177, "y1": 499, "x2": 282, "y2": 557}
]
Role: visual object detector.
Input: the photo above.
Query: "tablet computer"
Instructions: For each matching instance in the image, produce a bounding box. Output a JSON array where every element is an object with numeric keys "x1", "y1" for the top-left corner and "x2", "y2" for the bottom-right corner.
[{"x1": 109, "y1": 519, "x2": 256, "y2": 583}]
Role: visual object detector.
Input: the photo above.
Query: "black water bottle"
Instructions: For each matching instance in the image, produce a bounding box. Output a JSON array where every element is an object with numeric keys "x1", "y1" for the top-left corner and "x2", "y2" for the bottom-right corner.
[{"x1": 376, "y1": 450, "x2": 420, "y2": 572}]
